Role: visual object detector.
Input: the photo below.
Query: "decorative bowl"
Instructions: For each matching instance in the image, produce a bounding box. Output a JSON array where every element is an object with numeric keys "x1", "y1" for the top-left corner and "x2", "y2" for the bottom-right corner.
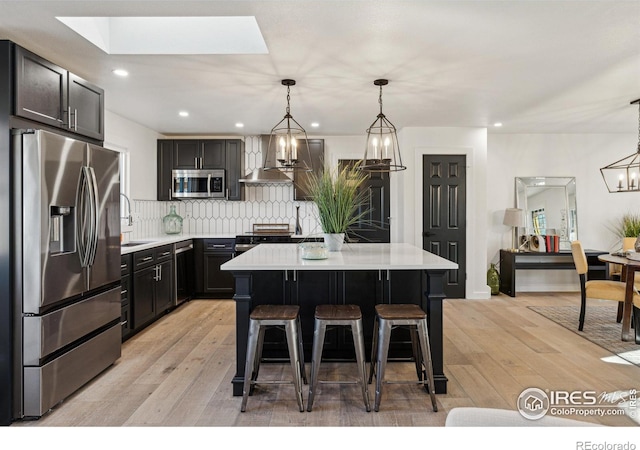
[{"x1": 299, "y1": 242, "x2": 328, "y2": 260}]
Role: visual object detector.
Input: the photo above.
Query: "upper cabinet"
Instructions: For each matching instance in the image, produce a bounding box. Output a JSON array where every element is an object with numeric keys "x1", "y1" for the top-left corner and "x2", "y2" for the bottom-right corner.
[
  {"x1": 157, "y1": 139, "x2": 245, "y2": 201},
  {"x1": 293, "y1": 139, "x2": 324, "y2": 201},
  {"x1": 14, "y1": 45, "x2": 104, "y2": 141}
]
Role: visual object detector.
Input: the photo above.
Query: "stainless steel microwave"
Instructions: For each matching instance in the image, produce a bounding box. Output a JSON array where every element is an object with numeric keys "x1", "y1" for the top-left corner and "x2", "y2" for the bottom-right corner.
[{"x1": 172, "y1": 169, "x2": 226, "y2": 199}]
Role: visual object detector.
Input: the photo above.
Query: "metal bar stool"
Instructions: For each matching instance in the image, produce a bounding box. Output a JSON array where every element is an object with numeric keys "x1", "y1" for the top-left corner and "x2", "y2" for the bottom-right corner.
[
  {"x1": 368, "y1": 303, "x2": 438, "y2": 412},
  {"x1": 240, "y1": 304, "x2": 307, "y2": 412},
  {"x1": 307, "y1": 304, "x2": 370, "y2": 412}
]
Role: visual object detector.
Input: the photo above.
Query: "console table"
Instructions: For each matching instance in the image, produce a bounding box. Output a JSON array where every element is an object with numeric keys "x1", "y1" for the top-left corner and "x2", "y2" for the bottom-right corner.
[{"x1": 499, "y1": 249, "x2": 608, "y2": 297}]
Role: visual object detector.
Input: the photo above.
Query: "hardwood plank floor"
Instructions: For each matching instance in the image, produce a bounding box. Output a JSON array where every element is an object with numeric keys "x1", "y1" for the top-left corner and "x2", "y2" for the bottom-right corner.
[{"x1": 11, "y1": 292, "x2": 640, "y2": 427}]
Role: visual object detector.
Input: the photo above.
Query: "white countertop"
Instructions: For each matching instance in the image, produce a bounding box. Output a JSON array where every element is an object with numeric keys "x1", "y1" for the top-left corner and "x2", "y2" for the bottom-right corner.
[
  {"x1": 120, "y1": 233, "x2": 236, "y2": 254},
  {"x1": 220, "y1": 243, "x2": 458, "y2": 271}
]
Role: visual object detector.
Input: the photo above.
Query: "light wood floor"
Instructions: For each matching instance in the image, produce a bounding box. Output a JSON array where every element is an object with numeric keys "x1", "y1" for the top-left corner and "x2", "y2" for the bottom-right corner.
[{"x1": 11, "y1": 292, "x2": 640, "y2": 427}]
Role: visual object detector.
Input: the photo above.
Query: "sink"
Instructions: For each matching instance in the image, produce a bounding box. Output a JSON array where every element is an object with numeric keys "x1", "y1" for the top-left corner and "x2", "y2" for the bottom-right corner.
[{"x1": 121, "y1": 241, "x2": 152, "y2": 248}]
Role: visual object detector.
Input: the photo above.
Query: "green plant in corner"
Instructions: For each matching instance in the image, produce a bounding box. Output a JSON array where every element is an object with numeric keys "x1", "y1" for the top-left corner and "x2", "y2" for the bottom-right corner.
[{"x1": 304, "y1": 164, "x2": 370, "y2": 234}]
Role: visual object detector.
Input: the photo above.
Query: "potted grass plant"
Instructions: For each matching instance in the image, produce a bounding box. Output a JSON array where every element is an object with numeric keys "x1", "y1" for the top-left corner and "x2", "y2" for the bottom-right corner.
[
  {"x1": 610, "y1": 212, "x2": 640, "y2": 251},
  {"x1": 305, "y1": 164, "x2": 370, "y2": 251}
]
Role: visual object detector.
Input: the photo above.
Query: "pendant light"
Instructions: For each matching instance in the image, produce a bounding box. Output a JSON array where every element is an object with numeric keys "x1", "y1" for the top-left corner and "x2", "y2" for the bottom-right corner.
[
  {"x1": 263, "y1": 79, "x2": 312, "y2": 173},
  {"x1": 600, "y1": 99, "x2": 640, "y2": 193},
  {"x1": 361, "y1": 79, "x2": 406, "y2": 172}
]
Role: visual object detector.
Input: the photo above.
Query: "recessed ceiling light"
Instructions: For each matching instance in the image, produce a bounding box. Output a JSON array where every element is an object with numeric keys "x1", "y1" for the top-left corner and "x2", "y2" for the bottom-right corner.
[
  {"x1": 112, "y1": 69, "x2": 128, "y2": 77},
  {"x1": 235, "y1": 123, "x2": 244, "y2": 128},
  {"x1": 311, "y1": 122, "x2": 320, "y2": 128},
  {"x1": 179, "y1": 111, "x2": 189, "y2": 117},
  {"x1": 494, "y1": 122, "x2": 503, "y2": 127}
]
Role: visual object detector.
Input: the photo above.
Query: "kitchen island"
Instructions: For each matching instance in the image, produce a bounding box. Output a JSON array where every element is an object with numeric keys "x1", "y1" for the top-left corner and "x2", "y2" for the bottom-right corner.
[{"x1": 221, "y1": 242, "x2": 458, "y2": 395}]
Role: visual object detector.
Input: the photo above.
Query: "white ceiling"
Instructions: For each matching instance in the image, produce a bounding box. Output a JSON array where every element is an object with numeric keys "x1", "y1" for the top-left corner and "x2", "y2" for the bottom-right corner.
[{"x1": 0, "y1": 0, "x2": 639, "y2": 136}]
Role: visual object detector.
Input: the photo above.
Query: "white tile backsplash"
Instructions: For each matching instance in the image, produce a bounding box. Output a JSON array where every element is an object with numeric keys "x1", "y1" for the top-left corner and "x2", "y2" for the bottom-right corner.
[{"x1": 130, "y1": 135, "x2": 322, "y2": 239}]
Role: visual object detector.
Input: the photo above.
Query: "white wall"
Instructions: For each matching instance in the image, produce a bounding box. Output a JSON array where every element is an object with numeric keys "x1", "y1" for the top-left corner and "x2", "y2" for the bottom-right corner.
[
  {"x1": 104, "y1": 110, "x2": 164, "y2": 200},
  {"x1": 488, "y1": 133, "x2": 638, "y2": 292}
]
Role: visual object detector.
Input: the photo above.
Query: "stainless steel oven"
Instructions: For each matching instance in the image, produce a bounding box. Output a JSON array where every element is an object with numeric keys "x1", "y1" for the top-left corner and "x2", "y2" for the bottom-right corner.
[{"x1": 172, "y1": 169, "x2": 225, "y2": 199}]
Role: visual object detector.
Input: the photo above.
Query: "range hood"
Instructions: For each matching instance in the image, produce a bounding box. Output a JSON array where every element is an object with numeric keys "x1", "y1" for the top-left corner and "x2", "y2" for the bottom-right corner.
[{"x1": 239, "y1": 168, "x2": 293, "y2": 184}]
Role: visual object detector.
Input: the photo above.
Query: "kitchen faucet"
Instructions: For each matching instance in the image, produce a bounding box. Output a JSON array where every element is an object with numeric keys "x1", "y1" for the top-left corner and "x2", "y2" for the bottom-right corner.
[{"x1": 120, "y1": 193, "x2": 133, "y2": 226}]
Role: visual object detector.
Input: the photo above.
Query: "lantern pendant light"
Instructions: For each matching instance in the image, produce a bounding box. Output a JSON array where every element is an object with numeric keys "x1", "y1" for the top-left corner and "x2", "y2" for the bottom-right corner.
[
  {"x1": 600, "y1": 99, "x2": 640, "y2": 193},
  {"x1": 361, "y1": 79, "x2": 406, "y2": 172},
  {"x1": 263, "y1": 79, "x2": 312, "y2": 173}
]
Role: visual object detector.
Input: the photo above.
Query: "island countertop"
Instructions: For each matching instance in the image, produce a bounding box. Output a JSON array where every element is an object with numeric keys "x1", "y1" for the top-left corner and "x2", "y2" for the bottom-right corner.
[{"x1": 220, "y1": 242, "x2": 458, "y2": 271}]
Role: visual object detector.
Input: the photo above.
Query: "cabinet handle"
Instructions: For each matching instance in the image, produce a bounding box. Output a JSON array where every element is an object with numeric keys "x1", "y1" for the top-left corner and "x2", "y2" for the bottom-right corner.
[
  {"x1": 153, "y1": 265, "x2": 160, "y2": 281},
  {"x1": 168, "y1": 188, "x2": 172, "y2": 199},
  {"x1": 158, "y1": 264, "x2": 162, "y2": 281},
  {"x1": 120, "y1": 264, "x2": 127, "y2": 269},
  {"x1": 120, "y1": 320, "x2": 128, "y2": 327},
  {"x1": 67, "y1": 106, "x2": 72, "y2": 129},
  {"x1": 159, "y1": 251, "x2": 171, "y2": 257},
  {"x1": 140, "y1": 256, "x2": 153, "y2": 262},
  {"x1": 210, "y1": 244, "x2": 226, "y2": 249},
  {"x1": 74, "y1": 108, "x2": 78, "y2": 130},
  {"x1": 194, "y1": 157, "x2": 198, "y2": 168},
  {"x1": 121, "y1": 289, "x2": 128, "y2": 295}
]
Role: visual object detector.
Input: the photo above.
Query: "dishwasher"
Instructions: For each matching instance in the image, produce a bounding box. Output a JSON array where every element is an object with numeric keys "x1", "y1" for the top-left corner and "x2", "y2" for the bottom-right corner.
[{"x1": 174, "y1": 240, "x2": 194, "y2": 306}]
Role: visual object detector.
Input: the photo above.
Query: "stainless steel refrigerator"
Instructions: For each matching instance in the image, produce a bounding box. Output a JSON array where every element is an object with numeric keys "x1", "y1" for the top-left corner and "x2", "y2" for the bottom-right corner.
[{"x1": 12, "y1": 129, "x2": 121, "y2": 419}]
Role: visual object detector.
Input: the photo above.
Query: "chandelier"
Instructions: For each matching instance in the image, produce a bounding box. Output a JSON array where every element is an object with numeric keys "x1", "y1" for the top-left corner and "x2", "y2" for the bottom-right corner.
[
  {"x1": 600, "y1": 99, "x2": 640, "y2": 192},
  {"x1": 361, "y1": 79, "x2": 406, "y2": 172},
  {"x1": 263, "y1": 79, "x2": 312, "y2": 173}
]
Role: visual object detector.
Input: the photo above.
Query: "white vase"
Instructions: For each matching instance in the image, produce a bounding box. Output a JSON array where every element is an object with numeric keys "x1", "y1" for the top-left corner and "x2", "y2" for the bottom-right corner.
[{"x1": 323, "y1": 233, "x2": 345, "y2": 251}]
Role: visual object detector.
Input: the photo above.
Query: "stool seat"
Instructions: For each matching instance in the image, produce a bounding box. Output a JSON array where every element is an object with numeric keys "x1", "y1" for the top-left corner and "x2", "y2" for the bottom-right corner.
[
  {"x1": 251, "y1": 304, "x2": 300, "y2": 321},
  {"x1": 307, "y1": 304, "x2": 370, "y2": 412},
  {"x1": 241, "y1": 304, "x2": 307, "y2": 413},
  {"x1": 315, "y1": 304, "x2": 362, "y2": 321},
  {"x1": 375, "y1": 304, "x2": 426, "y2": 320},
  {"x1": 369, "y1": 303, "x2": 438, "y2": 413}
]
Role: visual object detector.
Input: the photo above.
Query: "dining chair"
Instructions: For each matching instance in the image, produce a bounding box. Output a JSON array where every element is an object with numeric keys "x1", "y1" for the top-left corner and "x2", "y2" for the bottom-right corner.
[
  {"x1": 608, "y1": 239, "x2": 636, "y2": 322},
  {"x1": 570, "y1": 240, "x2": 640, "y2": 331}
]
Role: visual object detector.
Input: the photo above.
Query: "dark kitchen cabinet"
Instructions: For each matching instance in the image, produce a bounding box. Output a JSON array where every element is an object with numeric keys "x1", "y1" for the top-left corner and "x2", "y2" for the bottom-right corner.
[
  {"x1": 157, "y1": 139, "x2": 245, "y2": 201},
  {"x1": 172, "y1": 140, "x2": 225, "y2": 170},
  {"x1": 120, "y1": 254, "x2": 133, "y2": 341},
  {"x1": 293, "y1": 139, "x2": 324, "y2": 200},
  {"x1": 194, "y1": 238, "x2": 236, "y2": 298},
  {"x1": 68, "y1": 73, "x2": 105, "y2": 140},
  {"x1": 131, "y1": 245, "x2": 174, "y2": 330},
  {"x1": 225, "y1": 139, "x2": 245, "y2": 201},
  {"x1": 157, "y1": 140, "x2": 174, "y2": 201},
  {"x1": 14, "y1": 44, "x2": 104, "y2": 141}
]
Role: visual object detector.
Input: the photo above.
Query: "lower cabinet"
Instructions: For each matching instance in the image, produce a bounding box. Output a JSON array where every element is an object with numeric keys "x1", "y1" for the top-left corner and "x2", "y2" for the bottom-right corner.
[
  {"x1": 130, "y1": 245, "x2": 175, "y2": 332},
  {"x1": 194, "y1": 238, "x2": 236, "y2": 298},
  {"x1": 120, "y1": 254, "x2": 133, "y2": 340}
]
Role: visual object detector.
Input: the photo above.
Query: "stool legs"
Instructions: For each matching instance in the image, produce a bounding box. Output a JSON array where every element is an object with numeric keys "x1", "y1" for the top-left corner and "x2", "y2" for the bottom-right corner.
[
  {"x1": 240, "y1": 319, "x2": 261, "y2": 412},
  {"x1": 369, "y1": 312, "x2": 438, "y2": 413},
  {"x1": 416, "y1": 319, "x2": 438, "y2": 412},
  {"x1": 351, "y1": 318, "x2": 371, "y2": 412},
  {"x1": 373, "y1": 318, "x2": 392, "y2": 412},
  {"x1": 307, "y1": 319, "x2": 327, "y2": 411},
  {"x1": 285, "y1": 319, "x2": 306, "y2": 412}
]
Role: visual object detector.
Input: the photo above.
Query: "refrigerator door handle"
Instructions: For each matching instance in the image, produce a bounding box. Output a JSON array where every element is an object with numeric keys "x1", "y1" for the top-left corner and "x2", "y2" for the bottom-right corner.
[
  {"x1": 86, "y1": 166, "x2": 100, "y2": 267},
  {"x1": 76, "y1": 167, "x2": 91, "y2": 267}
]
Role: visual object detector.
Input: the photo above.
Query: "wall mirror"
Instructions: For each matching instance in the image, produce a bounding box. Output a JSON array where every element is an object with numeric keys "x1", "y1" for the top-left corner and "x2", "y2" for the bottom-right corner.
[{"x1": 515, "y1": 177, "x2": 577, "y2": 250}]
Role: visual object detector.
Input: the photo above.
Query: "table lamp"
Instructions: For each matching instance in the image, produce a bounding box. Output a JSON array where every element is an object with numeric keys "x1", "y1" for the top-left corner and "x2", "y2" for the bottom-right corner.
[{"x1": 503, "y1": 208, "x2": 525, "y2": 252}]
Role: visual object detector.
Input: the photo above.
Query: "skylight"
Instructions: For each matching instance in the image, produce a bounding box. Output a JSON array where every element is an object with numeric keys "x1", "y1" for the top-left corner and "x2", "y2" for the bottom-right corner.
[{"x1": 56, "y1": 16, "x2": 268, "y2": 55}]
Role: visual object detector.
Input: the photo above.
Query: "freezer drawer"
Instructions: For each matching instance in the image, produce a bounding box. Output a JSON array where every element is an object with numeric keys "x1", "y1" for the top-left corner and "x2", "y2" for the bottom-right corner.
[
  {"x1": 23, "y1": 286, "x2": 121, "y2": 365},
  {"x1": 22, "y1": 322, "x2": 121, "y2": 418}
]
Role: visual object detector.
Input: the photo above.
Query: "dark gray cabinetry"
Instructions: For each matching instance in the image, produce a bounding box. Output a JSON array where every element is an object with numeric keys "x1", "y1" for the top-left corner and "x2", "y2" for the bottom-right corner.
[
  {"x1": 173, "y1": 140, "x2": 225, "y2": 169},
  {"x1": 120, "y1": 254, "x2": 133, "y2": 340},
  {"x1": 131, "y1": 244, "x2": 174, "y2": 330},
  {"x1": 194, "y1": 238, "x2": 236, "y2": 298},
  {"x1": 225, "y1": 139, "x2": 245, "y2": 201},
  {"x1": 157, "y1": 140, "x2": 174, "y2": 201},
  {"x1": 293, "y1": 139, "x2": 324, "y2": 201},
  {"x1": 157, "y1": 139, "x2": 245, "y2": 201},
  {"x1": 14, "y1": 45, "x2": 104, "y2": 141}
]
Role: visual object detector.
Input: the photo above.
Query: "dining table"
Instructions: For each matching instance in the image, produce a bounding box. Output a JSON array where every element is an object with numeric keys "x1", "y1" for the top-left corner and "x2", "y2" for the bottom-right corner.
[{"x1": 597, "y1": 253, "x2": 639, "y2": 342}]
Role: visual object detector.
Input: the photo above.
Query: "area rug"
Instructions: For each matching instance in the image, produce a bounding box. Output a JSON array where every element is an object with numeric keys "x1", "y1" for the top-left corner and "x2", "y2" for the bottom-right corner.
[{"x1": 528, "y1": 304, "x2": 640, "y2": 367}]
